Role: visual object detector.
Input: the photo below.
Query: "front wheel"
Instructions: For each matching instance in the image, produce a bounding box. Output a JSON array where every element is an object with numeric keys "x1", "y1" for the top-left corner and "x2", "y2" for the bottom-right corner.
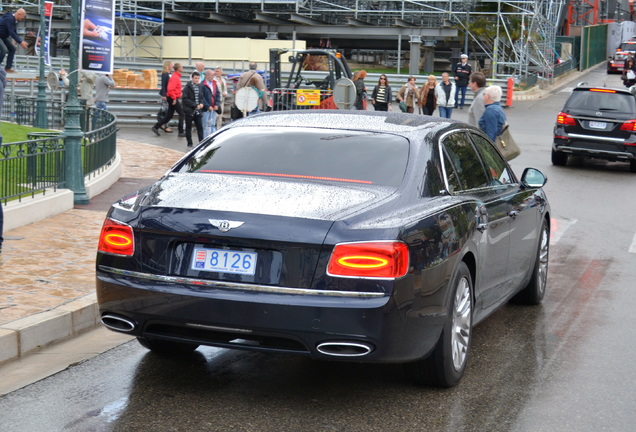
[
  {"x1": 514, "y1": 218, "x2": 550, "y2": 305},
  {"x1": 137, "y1": 337, "x2": 199, "y2": 355},
  {"x1": 403, "y1": 262, "x2": 473, "y2": 387},
  {"x1": 629, "y1": 160, "x2": 636, "y2": 173}
]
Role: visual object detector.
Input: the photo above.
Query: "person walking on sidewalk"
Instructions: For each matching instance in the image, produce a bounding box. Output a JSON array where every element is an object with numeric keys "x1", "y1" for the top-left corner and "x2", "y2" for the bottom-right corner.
[
  {"x1": 435, "y1": 72, "x2": 456, "y2": 119},
  {"x1": 371, "y1": 74, "x2": 392, "y2": 112},
  {"x1": 453, "y1": 53, "x2": 472, "y2": 109},
  {"x1": 157, "y1": 60, "x2": 174, "y2": 133},
  {"x1": 94, "y1": 73, "x2": 115, "y2": 111},
  {"x1": 201, "y1": 69, "x2": 220, "y2": 137},
  {"x1": 418, "y1": 75, "x2": 437, "y2": 116},
  {"x1": 479, "y1": 85, "x2": 507, "y2": 142},
  {"x1": 467, "y1": 72, "x2": 487, "y2": 126},
  {"x1": 0, "y1": 8, "x2": 28, "y2": 73},
  {"x1": 396, "y1": 76, "x2": 419, "y2": 113},
  {"x1": 152, "y1": 62, "x2": 185, "y2": 137},
  {"x1": 182, "y1": 71, "x2": 204, "y2": 147},
  {"x1": 236, "y1": 62, "x2": 269, "y2": 115},
  {"x1": 213, "y1": 66, "x2": 228, "y2": 130}
]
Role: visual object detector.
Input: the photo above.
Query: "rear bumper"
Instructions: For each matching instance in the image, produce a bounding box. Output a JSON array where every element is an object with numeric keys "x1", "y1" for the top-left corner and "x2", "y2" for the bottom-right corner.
[
  {"x1": 553, "y1": 136, "x2": 636, "y2": 161},
  {"x1": 96, "y1": 267, "x2": 445, "y2": 362}
]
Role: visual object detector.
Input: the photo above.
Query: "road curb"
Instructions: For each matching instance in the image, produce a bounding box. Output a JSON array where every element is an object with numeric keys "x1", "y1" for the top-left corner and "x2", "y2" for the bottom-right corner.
[{"x1": 0, "y1": 293, "x2": 100, "y2": 364}]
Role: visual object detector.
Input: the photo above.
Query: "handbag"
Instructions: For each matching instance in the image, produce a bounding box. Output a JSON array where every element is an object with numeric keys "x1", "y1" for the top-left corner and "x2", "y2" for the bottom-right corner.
[
  {"x1": 230, "y1": 103, "x2": 243, "y2": 120},
  {"x1": 627, "y1": 70, "x2": 636, "y2": 80},
  {"x1": 156, "y1": 99, "x2": 169, "y2": 123},
  {"x1": 495, "y1": 124, "x2": 521, "y2": 161},
  {"x1": 399, "y1": 101, "x2": 408, "y2": 112}
]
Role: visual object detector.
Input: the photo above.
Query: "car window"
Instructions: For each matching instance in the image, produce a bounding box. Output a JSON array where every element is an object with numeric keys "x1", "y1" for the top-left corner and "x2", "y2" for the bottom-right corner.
[
  {"x1": 469, "y1": 132, "x2": 514, "y2": 185},
  {"x1": 176, "y1": 127, "x2": 410, "y2": 187},
  {"x1": 442, "y1": 132, "x2": 489, "y2": 191},
  {"x1": 566, "y1": 90, "x2": 636, "y2": 113}
]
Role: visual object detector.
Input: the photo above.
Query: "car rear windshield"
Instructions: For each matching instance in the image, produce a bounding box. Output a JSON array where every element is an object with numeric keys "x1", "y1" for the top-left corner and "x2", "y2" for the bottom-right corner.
[
  {"x1": 177, "y1": 127, "x2": 410, "y2": 187},
  {"x1": 566, "y1": 89, "x2": 636, "y2": 113},
  {"x1": 620, "y1": 42, "x2": 636, "y2": 51}
]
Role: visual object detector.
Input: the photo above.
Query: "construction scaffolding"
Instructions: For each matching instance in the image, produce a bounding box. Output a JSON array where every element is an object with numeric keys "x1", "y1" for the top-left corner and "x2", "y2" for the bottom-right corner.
[{"x1": 0, "y1": 1, "x2": 577, "y2": 77}]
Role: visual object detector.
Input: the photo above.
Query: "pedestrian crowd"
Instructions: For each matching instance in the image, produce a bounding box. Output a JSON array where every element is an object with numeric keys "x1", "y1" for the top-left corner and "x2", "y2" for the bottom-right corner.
[
  {"x1": 359, "y1": 53, "x2": 506, "y2": 140},
  {"x1": 151, "y1": 61, "x2": 236, "y2": 146}
]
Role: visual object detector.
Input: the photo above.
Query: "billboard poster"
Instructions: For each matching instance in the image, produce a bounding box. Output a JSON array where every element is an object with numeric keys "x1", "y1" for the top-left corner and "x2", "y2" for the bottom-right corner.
[
  {"x1": 35, "y1": 1, "x2": 54, "y2": 66},
  {"x1": 79, "y1": 0, "x2": 115, "y2": 74}
]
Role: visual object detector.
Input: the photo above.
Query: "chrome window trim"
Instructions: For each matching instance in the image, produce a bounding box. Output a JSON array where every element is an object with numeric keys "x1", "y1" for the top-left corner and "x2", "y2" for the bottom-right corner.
[{"x1": 99, "y1": 266, "x2": 386, "y2": 298}]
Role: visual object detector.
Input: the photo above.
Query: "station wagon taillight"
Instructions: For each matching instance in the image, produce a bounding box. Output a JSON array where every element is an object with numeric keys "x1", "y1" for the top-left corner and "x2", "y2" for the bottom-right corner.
[
  {"x1": 620, "y1": 120, "x2": 636, "y2": 132},
  {"x1": 98, "y1": 218, "x2": 134, "y2": 256},
  {"x1": 327, "y1": 241, "x2": 409, "y2": 279},
  {"x1": 557, "y1": 112, "x2": 576, "y2": 126}
]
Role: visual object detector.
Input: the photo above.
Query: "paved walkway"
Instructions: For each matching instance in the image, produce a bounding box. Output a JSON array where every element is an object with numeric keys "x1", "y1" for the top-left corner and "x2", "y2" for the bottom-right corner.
[{"x1": 0, "y1": 137, "x2": 185, "y2": 363}]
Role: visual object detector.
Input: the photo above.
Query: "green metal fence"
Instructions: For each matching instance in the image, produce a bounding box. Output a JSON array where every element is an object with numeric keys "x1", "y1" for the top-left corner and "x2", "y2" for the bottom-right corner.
[{"x1": 0, "y1": 107, "x2": 117, "y2": 205}]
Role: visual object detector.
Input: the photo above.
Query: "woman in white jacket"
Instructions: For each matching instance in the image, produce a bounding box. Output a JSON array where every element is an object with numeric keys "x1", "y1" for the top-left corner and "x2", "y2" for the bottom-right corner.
[{"x1": 435, "y1": 72, "x2": 456, "y2": 118}]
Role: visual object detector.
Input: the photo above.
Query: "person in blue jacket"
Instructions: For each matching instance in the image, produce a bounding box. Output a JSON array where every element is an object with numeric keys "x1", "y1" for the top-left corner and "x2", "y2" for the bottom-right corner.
[
  {"x1": 479, "y1": 85, "x2": 507, "y2": 141},
  {"x1": 0, "y1": 8, "x2": 29, "y2": 73}
]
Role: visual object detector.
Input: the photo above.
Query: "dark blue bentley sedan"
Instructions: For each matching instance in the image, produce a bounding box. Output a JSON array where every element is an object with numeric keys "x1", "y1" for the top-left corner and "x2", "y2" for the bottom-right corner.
[{"x1": 96, "y1": 110, "x2": 550, "y2": 387}]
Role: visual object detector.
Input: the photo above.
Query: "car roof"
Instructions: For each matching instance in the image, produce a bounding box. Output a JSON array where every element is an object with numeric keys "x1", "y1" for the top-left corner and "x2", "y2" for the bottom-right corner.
[{"x1": 224, "y1": 110, "x2": 460, "y2": 135}]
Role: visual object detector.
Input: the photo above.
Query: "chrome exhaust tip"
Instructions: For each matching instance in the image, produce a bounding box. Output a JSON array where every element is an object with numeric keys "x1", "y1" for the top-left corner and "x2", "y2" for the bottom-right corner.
[
  {"x1": 101, "y1": 314, "x2": 137, "y2": 332},
  {"x1": 316, "y1": 341, "x2": 374, "y2": 357}
]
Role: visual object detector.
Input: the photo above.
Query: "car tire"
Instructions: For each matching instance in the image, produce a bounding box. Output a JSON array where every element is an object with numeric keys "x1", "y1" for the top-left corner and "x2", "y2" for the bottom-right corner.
[
  {"x1": 403, "y1": 261, "x2": 473, "y2": 387},
  {"x1": 513, "y1": 218, "x2": 550, "y2": 305},
  {"x1": 137, "y1": 337, "x2": 199, "y2": 355},
  {"x1": 630, "y1": 160, "x2": 636, "y2": 173},
  {"x1": 551, "y1": 149, "x2": 568, "y2": 166}
]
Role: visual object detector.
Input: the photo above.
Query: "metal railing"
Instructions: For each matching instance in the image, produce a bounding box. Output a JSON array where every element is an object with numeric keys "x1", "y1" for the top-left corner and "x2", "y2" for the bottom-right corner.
[
  {"x1": 0, "y1": 135, "x2": 65, "y2": 203},
  {"x1": 0, "y1": 107, "x2": 117, "y2": 205}
]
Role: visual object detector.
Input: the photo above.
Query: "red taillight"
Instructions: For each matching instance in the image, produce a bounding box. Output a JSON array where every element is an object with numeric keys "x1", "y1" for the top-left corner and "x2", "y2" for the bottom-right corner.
[
  {"x1": 590, "y1": 88, "x2": 616, "y2": 93},
  {"x1": 327, "y1": 241, "x2": 409, "y2": 279},
  {"x1": 98, "y1": 218, "x2": 134, "y2": 256},
  {"x1": 556, "y1": 112, "x2": 576, "y2": 126},
  {"x1": 620, "y1": 120, "x2": 636, "y2": 131}
]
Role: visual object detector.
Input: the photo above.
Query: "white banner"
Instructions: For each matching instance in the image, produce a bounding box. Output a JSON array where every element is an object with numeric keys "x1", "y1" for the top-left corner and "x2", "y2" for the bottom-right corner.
[
  {"x1": 35, "y1": 1, "x2": 54, "y2": 66},
  {"x1": 79, "y1": 0, "x2": 115, "y2": 74}
]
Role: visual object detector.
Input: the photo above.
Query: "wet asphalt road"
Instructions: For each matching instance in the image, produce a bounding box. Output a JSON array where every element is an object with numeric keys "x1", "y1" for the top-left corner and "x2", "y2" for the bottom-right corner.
[{"x1": 1, "y1": 67, "x2": 636, "y2": 431}]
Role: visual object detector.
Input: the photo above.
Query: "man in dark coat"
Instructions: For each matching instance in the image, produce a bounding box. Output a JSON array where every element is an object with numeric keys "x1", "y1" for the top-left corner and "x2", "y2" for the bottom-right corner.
[
  {"x1": 453, "y1": 53, "x2": 472, "y2": 109},
  {"x1": 0, "y1": 8, "x2": 28, "y2": 72},
  {"x1": 182, "y1": 71, "x2": 204, "y2": 147}
]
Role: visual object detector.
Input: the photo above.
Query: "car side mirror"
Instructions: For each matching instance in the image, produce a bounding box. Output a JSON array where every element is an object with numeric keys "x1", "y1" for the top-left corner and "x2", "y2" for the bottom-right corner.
[{"x1": 520, "y1": 168, "x2": 547, "y2": 188}]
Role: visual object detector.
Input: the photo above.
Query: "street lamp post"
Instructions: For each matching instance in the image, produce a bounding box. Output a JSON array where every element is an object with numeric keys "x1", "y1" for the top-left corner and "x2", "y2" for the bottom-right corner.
[
  {"x1": 62, "y1": 0, "x2": 89, "y2": 205},
  {"x1": 34, "y1": 0, "x2": 48, "y2": 128}
]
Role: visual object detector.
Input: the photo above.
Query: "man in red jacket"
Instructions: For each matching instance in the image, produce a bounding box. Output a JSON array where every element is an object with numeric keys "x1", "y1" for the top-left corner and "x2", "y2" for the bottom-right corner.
[{"x1": 152, "y1": 62, "x2": 185, "y2": 137}]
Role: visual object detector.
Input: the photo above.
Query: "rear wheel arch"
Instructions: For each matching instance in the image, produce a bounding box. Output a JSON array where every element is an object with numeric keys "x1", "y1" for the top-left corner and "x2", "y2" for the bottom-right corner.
[{"x1": 461, "y1": 251, "x2": 477, "y2": 300}]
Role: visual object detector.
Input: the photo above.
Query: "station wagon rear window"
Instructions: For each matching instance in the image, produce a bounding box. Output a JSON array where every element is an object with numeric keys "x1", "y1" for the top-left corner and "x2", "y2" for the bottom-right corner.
[{"x1": 178, "y1": 127, "x2": 410, "y2": 187}]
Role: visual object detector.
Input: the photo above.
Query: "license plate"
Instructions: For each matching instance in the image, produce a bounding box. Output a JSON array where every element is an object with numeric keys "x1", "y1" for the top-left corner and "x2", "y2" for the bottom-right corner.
[
  {"x1": 589, "y1": 121, "x2": 606, "y2": 129},
  {"x1": 191, "y1": 248, "x2": 257, "y2": 275}
]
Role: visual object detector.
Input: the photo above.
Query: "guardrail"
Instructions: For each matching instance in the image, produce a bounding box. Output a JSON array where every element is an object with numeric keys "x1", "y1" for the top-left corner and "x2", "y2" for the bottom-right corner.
[{"x1": 0, "y1": 108, "x2": 117, "y2": 205}]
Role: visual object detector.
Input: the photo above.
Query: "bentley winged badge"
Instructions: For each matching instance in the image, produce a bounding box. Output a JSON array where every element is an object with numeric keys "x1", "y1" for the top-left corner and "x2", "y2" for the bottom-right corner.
[{"x1": 209, "y1": 219, "x2": 245, "y2": 233}]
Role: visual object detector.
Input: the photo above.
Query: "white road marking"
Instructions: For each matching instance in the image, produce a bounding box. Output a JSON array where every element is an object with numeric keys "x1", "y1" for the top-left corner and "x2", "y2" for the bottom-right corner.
[
  {"x1": 560, "y1": 87, "x2": 574, "y2": 94},
  {"x1": 550, "y1": 217, "x2": 577, "y2": 244},
  {"x1": 629, "y1": 233, "x2": 636, "y2": 254}
]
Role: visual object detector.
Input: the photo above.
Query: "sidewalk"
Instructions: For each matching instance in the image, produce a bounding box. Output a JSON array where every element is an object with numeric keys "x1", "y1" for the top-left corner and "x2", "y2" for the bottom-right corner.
[{"x1": 0, "y1": 134, "x2": 186, "y2": 365}]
